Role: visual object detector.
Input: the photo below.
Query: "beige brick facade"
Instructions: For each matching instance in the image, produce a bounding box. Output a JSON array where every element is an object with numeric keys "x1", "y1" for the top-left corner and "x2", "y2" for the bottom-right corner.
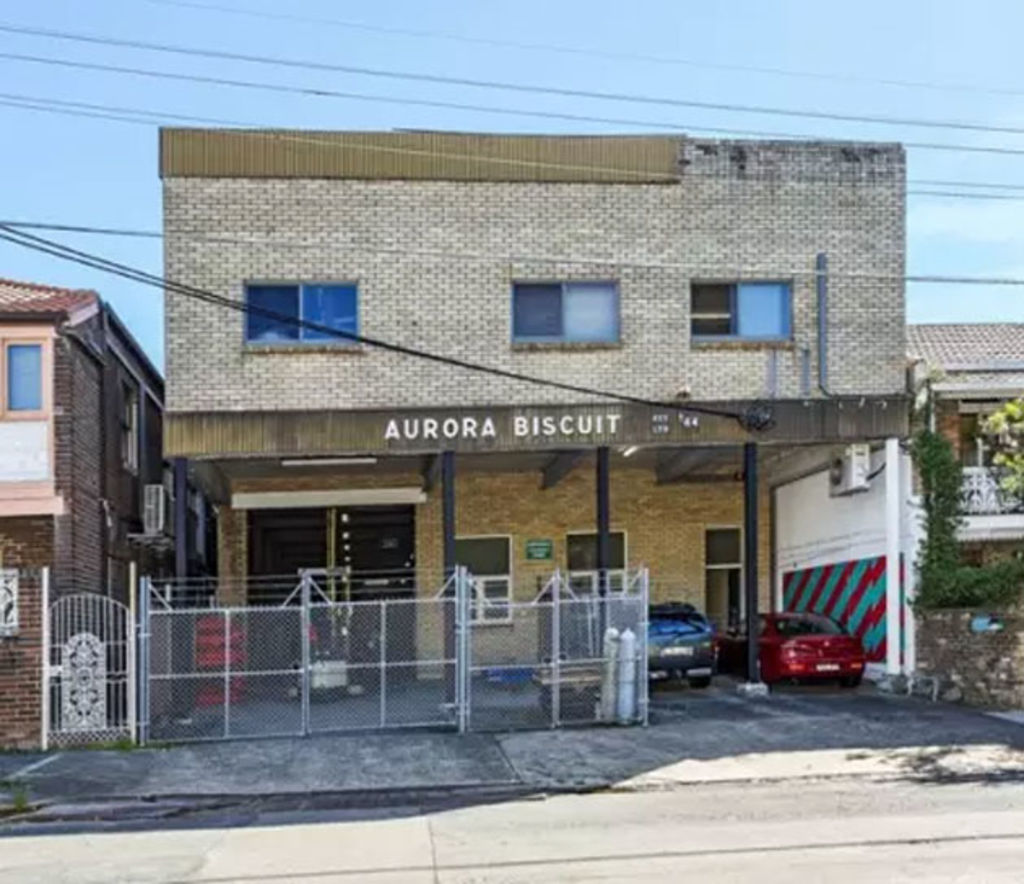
[{"x1": 163, "y1": 137, "x2": 906, "y2": 415}]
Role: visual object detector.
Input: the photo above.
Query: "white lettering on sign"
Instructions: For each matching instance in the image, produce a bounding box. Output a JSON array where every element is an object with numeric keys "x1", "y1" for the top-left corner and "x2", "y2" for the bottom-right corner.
[{"x1": 387, "y1": 412, "x2": 636, "y2": 442}]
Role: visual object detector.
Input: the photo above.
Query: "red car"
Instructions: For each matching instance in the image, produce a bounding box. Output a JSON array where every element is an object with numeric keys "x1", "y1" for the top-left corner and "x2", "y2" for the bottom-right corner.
[{"x1": 716, "y1": 613, "x2": 866, "y2": 687}]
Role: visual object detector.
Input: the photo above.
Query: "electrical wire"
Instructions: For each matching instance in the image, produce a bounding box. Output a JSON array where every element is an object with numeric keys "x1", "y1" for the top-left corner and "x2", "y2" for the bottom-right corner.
[
  {"x1": 7, "y1": 82, "x2": 1024, "y2": 169},
  {"x1": 0, "y1": 223, "x2": 776, "y2": 430},
  {"x1": 2, "y1": 23, "x2": 1024, "y2": 138},
  {"x1": 141, "y1": 0, "x2": 1024, "y2": 100},
  {"x1": 4, "y1": 220, "x2": 1024, "y2": 286}
]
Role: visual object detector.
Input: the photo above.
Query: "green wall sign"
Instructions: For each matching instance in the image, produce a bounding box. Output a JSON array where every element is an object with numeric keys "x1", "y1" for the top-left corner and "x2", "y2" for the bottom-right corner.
[{"x1": 525, "y1": 539, "x2": 553, "y2": 561}]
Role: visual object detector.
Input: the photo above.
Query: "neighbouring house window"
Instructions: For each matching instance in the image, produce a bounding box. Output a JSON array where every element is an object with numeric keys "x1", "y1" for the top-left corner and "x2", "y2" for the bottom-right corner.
[
  {"x1": 121, "y1": 382, "x2": 139, "y2": 473},
  {"x1": 0, "y1": 570, "x2": 17, "y2": 636},
  {"x1": 690, "y1": 282, "x2": 792, "y2": 341},
  {"x1": 704, "y1": 527, "x2": 742, "y2": 630},
  {"x1": 512, "y1": 282, "x2": 619, "y2": 343},
  {"x1": 958, "y1": 413, "x2": 994, "y2": 467},
  {"x1": 567, "y1": 531, "x2": 626, "y2": 594},
  {"x1": 455, "y1": 536, "x2": 512, "y2": 622},
  {"x1": 5, "y1": 343, "x2": 42, "y2": 411},
  {"x1": 245, "y1": 283, "x2": 359, "y2": 344}
]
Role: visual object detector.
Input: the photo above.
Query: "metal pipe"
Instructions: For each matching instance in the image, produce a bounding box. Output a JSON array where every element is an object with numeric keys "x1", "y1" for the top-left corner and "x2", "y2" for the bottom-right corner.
[{"x1": 816, "y1": 252, "x2": 831, "y2": 395}]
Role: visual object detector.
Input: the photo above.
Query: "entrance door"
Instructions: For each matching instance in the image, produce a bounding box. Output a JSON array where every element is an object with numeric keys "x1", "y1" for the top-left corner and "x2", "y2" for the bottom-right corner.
[{"x1": 338, "y1": 505, "x2": 416, "y2": 600}]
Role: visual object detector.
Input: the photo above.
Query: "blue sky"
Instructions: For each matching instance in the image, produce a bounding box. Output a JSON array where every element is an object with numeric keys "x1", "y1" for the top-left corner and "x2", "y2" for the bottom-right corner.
[{"x1": 2, "y1": 0, "x2": 1023, "y2": 369}]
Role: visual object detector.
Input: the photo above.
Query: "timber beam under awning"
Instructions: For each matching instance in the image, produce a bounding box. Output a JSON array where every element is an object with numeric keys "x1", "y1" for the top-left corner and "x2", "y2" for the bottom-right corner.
[
  {"x1": 541, "y1": 450, "x2": 585, "y2": 489},
  {"x1": 655, "y1": 448, "x2": 728, "y2": 484}
]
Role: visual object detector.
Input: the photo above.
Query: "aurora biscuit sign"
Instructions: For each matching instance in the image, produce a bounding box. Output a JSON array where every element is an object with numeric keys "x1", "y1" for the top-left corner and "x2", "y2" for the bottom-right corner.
[{"x1": 384, "y1": 412, "x2": 628, "y2": 441}]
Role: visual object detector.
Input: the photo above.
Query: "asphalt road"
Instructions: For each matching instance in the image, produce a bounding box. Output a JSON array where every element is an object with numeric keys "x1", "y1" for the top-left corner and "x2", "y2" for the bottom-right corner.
[{"x1": 4, "y1": 777, "x2": 1024, "y2": 882}]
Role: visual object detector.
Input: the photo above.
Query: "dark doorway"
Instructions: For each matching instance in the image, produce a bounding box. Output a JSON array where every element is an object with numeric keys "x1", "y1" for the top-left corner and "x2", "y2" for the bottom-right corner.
[{"x1": 339, "y1": 505, "x2": 416, "y2": 600}]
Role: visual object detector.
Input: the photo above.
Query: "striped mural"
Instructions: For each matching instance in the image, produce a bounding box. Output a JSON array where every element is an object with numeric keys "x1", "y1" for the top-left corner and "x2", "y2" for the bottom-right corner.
[{"x1": 782, "y1": 556, "x2": 889, "y2": 662}]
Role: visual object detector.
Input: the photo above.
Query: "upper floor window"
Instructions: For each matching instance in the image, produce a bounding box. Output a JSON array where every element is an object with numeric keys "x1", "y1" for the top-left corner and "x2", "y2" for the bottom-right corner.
[
  {"x1": 512, "y1": 282, "x2": 619, "y2": 343},
  {"x1": 121, "y1": 382, "x2": 139, "y2": 473},
  {"x1": 690, "y1": 282, "x2": 791, "y2": 341},
  {"x1": 4, "y1": 343, "x2": 42, "y2": 413},
  {"x1": 245, "y1": 283, "x2": 358, "y2": 344}
]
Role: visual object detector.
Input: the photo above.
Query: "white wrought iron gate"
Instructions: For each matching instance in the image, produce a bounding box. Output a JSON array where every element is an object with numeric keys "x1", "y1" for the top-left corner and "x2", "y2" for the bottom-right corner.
[{"x1": 43, "y1": 587, "x2": 135, "y2": 748}]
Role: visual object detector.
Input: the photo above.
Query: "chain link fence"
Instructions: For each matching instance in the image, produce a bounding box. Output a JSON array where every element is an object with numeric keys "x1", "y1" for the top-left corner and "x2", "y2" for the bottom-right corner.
[{"x1": 140, "y1": 568, "x2": 647, "y2": 744}]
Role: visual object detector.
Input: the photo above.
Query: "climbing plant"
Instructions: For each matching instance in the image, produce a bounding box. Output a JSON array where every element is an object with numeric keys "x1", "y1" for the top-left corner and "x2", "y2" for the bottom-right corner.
[
  {"x1": 983, "y1": 396, "x2": 1024, "y2": 498},
  {"x1": 911, "y1": 428, "x2": 1024, "y2": 608}
]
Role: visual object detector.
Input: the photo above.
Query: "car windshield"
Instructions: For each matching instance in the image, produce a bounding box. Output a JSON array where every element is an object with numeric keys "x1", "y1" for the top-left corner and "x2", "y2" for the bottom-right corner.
[{"x1": 773, "y1": 615, "x2": 845, "y2": 636}]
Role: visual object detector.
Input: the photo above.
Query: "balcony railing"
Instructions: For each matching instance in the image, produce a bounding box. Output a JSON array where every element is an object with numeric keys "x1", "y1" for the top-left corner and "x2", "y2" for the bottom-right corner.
[{"x1": 961, "y1": 467, "x2": 1024, "y2": 516}]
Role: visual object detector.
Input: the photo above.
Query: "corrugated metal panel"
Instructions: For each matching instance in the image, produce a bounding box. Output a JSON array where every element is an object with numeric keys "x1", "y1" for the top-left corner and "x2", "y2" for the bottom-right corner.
[{"x1": 159, "y1": 129, "x2": 683, "y2": 182}]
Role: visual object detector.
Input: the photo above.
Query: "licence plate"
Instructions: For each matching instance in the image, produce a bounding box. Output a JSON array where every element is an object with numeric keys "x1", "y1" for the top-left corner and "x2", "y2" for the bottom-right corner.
[
  {"x1": 816, "y1": 663, "x2": 841, "y2": 672},
  {"x1": 664, "y1": 646, "x2": 694, "y2": 656}
]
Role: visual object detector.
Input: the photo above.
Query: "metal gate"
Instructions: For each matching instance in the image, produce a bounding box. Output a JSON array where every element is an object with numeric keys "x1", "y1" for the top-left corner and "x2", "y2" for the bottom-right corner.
[
  {"x1": 43, "y1": 584, "x2": 135, "y2": 749},
  {"x1": 139, "y1": 567, "x2": 647, "y2": 744}
]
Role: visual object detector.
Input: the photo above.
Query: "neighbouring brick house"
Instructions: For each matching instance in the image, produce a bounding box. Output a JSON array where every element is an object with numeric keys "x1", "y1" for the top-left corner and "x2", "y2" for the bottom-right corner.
[
  {"x1": 909, "y1": 323, "x2": 1024, "y2": 562},
  {"x1": 161, "y1": 130, "x2": 909, "y2": 676},
  {"x1": 0, "y1": 278, "x2": 207, "y2": 747}
]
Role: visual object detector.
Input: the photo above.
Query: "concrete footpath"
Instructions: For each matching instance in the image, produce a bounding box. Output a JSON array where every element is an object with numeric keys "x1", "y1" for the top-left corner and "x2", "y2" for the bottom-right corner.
[{"x1": 5, "y1": 684, "x2": 1024, "y2": 825}]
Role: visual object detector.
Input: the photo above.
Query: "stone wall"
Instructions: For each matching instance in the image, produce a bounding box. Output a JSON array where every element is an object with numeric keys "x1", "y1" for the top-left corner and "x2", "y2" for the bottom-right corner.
[{"x1": 916, "y1": 608, "x2": 1024, "y2": 708}]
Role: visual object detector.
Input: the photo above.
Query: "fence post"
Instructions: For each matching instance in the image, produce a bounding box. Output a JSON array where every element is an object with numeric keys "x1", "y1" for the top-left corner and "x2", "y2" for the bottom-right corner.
[
  {"x1": 300, "y1": 574, "x2": 311, "y2": 737},
  {"x1": 379, "y1": 599, "x2": 387, "y2": 729},
  {"x1": 640, "y1": 568, "x2": 650, "y2": 726},
  {"x1": 138, "y1": 576, "x2": 150, "y2": 745},
  {"x1": 40, "y1": 567, "x2": 50, "y2": 752},
  {"x1": 456, "y1": 565, "x2": 469, "y2": 734},
  {"x1": 551, "y1": 568, "x2": 561, "y2": 728},
  {"x1": 223, "y1": 608, "x2": 232, "y2": 739},
  {"x1": 127, "y1": 567, "x2": 138, "y2": 744}
]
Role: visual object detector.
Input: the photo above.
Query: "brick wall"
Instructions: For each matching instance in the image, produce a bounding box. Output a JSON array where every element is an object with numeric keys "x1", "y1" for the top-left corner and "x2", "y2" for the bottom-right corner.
[
  {"x1": 52, "y1": 329, "x2": 104, "y2": 594},
  {"x1": 164, "y1": 139, "x2": 906, "y2": 414},
  {"x1": 218, "y1": 465, "x2": 771, "y2": 608},
  {"x1": 916, "y1": 609, "x2": 1024, "y2": 708},
  {"x1": 0, "y1": 533, "x2": 49, "y2": 747}
]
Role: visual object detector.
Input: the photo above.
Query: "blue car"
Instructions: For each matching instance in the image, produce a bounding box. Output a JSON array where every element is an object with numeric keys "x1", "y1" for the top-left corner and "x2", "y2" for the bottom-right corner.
[{"x1": 648, "y1": 603, "x2": 716, "y2": 688}]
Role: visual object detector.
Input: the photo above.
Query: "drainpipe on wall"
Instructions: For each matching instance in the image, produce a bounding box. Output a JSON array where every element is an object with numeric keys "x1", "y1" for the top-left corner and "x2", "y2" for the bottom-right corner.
[{"x1": 816, "y1": 252, "x2": 832, "y2": 396}]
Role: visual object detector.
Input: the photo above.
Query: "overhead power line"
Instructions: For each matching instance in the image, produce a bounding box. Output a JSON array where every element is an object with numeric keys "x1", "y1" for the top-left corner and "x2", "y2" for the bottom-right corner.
[
  {"x1": 142, "y1": 0, "x2": 1024, "y2": 100},
  {"x1": 1, "y1": 23, "x2": 1024, "y2": 138},
  {"x1": 4, "y1": 219, "x2": 1024, "y2": 286},
  {"x1": 0, "y1": 223, "x2": 775, "y2": 429},
  {"x1": 5, "y1": 80, "x2": 1024, "y2": 166}
]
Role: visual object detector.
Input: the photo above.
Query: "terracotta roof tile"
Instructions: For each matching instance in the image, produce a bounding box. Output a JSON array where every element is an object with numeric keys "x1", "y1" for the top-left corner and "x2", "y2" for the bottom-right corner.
[
  {"x1": 908, "y1": 323, "x2": 1024, "y2": 368},
  {"x1": 0, "y1": 277, "x2": 98, "y2": 316}
]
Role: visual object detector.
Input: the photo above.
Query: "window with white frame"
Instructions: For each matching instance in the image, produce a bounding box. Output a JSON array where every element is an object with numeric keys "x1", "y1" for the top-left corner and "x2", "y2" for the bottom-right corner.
[
  {"x1": 704, "y1": 527, "x2": 742, "y2": 630},
  {"x1": 0, "y1": 570, "x2": 18, "y2": 636},
  {"x1": 455, "y1": 536, "x2": 512, "y2": 622},
  {"x1": 567, "y1": 531, "x2": 626, "y2": 594}
]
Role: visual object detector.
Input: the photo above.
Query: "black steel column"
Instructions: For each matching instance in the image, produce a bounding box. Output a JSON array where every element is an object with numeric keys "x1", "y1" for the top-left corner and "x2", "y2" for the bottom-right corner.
[
  {"x1": 442, "y1": 450, "x2": 456, "y2": 575},
  {"x1": 743, "y1": 442, "x2": 760, "y2": 683},
  {"x1": 596, "y1": 446, "x2": 610, "y2": 601},
  {"x1": 173, "y1": 457, "x2": 188, "y2": 580}
]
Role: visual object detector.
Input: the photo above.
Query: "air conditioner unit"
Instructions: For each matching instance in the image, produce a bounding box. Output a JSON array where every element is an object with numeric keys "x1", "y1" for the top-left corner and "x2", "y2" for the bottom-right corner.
[
  {"x1": 829, "y1": 444, "x2": 872, "y2": 497},
  {"x1": 143, "y1": 484, "x2": 172, "y2": 535}
]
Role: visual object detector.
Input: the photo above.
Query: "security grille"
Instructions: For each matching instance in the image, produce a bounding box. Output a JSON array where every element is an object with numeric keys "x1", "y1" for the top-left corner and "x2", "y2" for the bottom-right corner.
[{"x1": 0, "y1": 570, "x2": 17, "y2": 635}]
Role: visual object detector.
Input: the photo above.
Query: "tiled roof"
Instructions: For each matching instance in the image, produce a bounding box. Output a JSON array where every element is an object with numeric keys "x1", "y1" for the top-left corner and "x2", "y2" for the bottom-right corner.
[
  {"x1": 0, "y1": 277, "x2": 98, "y2": 316},
  {"x1": 908, "y1": 323, "x2": 1024, "y2": 368}
]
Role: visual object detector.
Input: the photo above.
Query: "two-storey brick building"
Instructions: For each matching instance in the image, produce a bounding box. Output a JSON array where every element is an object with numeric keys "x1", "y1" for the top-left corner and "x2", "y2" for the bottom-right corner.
[{"x1": 161, "y1": 130, "x2": 908, "y2": 672}]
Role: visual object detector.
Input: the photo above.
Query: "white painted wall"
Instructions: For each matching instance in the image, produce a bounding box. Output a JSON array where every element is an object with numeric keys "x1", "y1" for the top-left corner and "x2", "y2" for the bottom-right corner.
[
  {"x1": 0, "y1": 421, "x2": 49, "y2": 481},
  {"x1": 774, "y1": 445, "x2": 918, "y2": 676}
]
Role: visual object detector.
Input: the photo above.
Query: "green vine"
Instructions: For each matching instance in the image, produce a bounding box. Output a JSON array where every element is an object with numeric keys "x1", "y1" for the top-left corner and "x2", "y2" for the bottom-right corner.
[{"x1": 911, "y1": 429, "x2": 1024, "y2": 608}]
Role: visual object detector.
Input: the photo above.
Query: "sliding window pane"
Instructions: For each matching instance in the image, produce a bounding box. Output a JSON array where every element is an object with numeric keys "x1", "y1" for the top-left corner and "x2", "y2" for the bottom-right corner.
[
  {"x1": 563, "y1": 283, "x2": 619, "y2": 342},
  {"x1": 512, "y1": 284, "x2": 562, "y2": 339},
  {"x1": 736, "y1": 282, "x2": 790, "y2": 339},
  {"x1": 246, "y1": 285, "x2": 300, "y2": 342},
  {"x1": 302, "y1": 284, "x2": 358, "y2": 340}
]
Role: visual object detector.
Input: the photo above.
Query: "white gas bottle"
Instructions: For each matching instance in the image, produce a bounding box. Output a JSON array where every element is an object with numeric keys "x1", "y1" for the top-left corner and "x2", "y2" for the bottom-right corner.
[
  {"x1": 616, "y1": 627, "x2": 637, "y2": 724},
  {"x1": 601, "y1": 627, "x2": 620, "y2": 723}
]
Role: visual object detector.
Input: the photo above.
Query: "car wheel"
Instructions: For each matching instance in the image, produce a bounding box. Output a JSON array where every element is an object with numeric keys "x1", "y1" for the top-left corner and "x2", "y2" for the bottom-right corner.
[
  {"x1": 839, "y1": 674, "x2": 863, "y2": 688},
  {"x1": 687, "y1": 676, "x2": 712, "y2": 689}
]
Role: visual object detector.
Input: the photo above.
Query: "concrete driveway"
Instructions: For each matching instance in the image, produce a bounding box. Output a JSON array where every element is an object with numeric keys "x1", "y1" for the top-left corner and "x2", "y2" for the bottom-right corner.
[{"x1": 6, "y1": 679, "x2": 1024, "y2": 826}]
